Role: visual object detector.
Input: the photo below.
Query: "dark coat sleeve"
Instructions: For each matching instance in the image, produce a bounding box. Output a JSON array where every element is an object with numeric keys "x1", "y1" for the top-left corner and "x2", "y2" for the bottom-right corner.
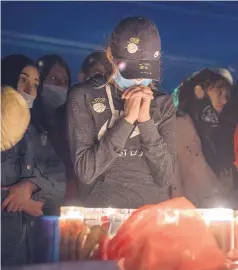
[{"x1": 22, "y1": 126, "x2": 66, "y2": 208}]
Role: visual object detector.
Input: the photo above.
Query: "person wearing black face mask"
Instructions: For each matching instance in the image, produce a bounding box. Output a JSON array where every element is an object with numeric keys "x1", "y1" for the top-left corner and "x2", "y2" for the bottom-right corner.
[{"x1": 172, "y1": 68, "x2": 234, "y2": 208}]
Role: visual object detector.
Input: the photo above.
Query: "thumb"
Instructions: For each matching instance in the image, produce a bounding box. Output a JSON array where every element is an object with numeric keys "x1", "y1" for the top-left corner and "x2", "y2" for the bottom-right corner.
[{"x1": 35, "y1": 209, "x2": 43, "y2": 216}]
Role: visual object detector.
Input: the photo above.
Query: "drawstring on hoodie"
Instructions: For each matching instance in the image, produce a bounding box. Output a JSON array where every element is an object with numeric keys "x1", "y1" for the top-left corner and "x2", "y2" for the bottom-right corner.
[{"x1": 106, "y1": 84, "x2": 123, "y2": 128}]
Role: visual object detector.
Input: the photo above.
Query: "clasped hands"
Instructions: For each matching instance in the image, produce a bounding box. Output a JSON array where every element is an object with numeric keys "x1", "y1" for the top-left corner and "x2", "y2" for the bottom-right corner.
[
  {"x1": 1, "y1": 181, "x2": 43, "y2": 217},
  {"x1": 122, "y1": 85, "x2": 154, "y2": 125}
]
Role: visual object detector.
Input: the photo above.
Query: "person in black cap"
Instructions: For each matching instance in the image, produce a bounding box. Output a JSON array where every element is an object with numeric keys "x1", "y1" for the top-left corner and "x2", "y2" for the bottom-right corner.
[
  {"x1": 78, "y1": 51, "x2": 112, "y2": 83},
  {"x1": 67, "y1": 17, "x2": 178, "y2": 208}
]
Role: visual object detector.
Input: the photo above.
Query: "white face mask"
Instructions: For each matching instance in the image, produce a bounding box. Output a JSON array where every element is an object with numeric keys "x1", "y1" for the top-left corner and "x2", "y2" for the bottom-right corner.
[
  {"x1": 20, "y1": 91, "x2": 36, "y2": 109},
  {"x1": 42, "y1": 84, "x2": 68, "y2": 108}
]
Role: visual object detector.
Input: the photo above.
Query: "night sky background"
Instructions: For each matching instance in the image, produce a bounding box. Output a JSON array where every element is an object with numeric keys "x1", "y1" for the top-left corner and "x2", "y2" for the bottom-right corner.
[{"x1": 2, "y1": 1, "x2": 238, "y2": 92}]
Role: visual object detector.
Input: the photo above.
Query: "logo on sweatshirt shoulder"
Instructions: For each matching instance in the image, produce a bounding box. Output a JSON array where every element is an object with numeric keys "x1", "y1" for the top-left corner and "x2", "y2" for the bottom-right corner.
[{"x1": 92, "y1": 97, "x2": 106, "y2": 113}]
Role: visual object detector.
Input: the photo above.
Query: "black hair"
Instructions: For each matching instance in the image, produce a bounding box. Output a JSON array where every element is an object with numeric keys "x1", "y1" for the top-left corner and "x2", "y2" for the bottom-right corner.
[
  {"x1": 178, "y1": 68, "x2": 232, "y2": 112},
  {"x1": 36, "y1": 54, "x2": 71, "y2": 92},
  {"x1": 81, "y1": 51, "x2": 112, "y2": 78},
  {"x1": 32, "y1": 55, "x2": 70, "y2": 132},
  {"x1": 1, "y1": 54, "x2": 37, "y2": 90}
]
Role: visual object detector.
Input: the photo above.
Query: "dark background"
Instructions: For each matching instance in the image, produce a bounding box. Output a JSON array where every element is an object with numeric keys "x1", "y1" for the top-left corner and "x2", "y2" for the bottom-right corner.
[{"x1": 2, "y1": 1, "x2": 238, "y2": 92}]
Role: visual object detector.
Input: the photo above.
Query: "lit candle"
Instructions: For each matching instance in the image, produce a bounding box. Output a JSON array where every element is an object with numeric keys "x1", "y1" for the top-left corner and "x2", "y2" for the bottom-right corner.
[
  {"x1": 200, "y1": 208, "x2": 234, "y2": 253},
  {"x1": 59, "y1": 207, "x2": 85, "y2": 261},
  {"x1": 59, "y1": 207, "x2": 115, "y2": 261}
]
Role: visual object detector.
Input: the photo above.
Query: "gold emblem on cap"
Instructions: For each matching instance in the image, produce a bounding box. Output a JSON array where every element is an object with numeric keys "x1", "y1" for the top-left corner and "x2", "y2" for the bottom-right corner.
[
  {"x1": 127, "y1": 43, "x2": 138, "y2": 54},
  {"x1": 128, "y1": 37, "x2": 140, "y2": 44},
  {"x1": 125, "y1": 37, "x2": 140, "y2": 54}
]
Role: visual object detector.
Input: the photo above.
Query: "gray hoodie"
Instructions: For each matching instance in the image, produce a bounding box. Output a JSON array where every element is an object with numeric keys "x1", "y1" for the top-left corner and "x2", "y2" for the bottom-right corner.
[{"x1": 67, "y1": 76, "x2": 178, "y2": 208}]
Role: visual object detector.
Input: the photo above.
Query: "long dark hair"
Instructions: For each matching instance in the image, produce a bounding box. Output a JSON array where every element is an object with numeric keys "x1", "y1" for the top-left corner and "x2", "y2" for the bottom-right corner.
[
  {"x1": 177, "y1": 68, "x2": 231, "y2": 113},
  {"x1": 31, "y1": 54, "x2": 71, "y2": 132},
  {"x1": 176, "y1": 69, "x2": 233, "y2": 175},
  {"x1": 81, "y1": 50, "x2": 112, "y2": 78},
  {"x1": 36, "y1": 54, "x2": 71, "y2": 93},
  {"x1": 1, "y1": 54, "x2": 37, "y2": 90}
]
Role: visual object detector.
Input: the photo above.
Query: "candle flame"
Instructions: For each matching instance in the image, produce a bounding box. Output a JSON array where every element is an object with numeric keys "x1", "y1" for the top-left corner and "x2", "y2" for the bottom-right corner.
[
  {"x1": 60, "y1": 206, "x2": 84, "y2": 220},
  {"x1": 103, "y1": 207, "x2": 116, "y2": 216},
  {"x1": 202, "y1": 208, "x2": 234, "y2": 223}
]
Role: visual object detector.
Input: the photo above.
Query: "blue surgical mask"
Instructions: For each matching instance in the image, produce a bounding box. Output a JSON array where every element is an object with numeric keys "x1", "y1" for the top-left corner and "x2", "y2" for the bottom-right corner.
[
  {"x1": 20, "y1": 91, "x2": 36, "y2": 109},
  {"x1": 113, "y1": 70, "x2": 152, "y2": 91},
  {"x1": 42, "y1": 84, "x2": 68, "y2": 108}
]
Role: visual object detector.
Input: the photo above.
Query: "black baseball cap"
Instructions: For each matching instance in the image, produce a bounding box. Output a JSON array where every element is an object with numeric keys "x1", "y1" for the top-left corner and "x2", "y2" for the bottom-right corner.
[{"x1": 110, "y1": 17, "x2": 161, "y2": 80}]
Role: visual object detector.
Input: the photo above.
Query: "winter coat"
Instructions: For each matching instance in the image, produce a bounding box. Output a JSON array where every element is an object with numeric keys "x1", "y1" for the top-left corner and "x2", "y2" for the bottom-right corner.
[{"x1": 1, "y1": 124, "x2": 66, "y2": 266}]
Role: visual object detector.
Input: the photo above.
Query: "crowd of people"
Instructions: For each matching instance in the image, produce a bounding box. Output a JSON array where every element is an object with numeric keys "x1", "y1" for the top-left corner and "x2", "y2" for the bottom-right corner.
[{"x1": 1, "y1": 16, "x2": 238, "y2": 266}]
